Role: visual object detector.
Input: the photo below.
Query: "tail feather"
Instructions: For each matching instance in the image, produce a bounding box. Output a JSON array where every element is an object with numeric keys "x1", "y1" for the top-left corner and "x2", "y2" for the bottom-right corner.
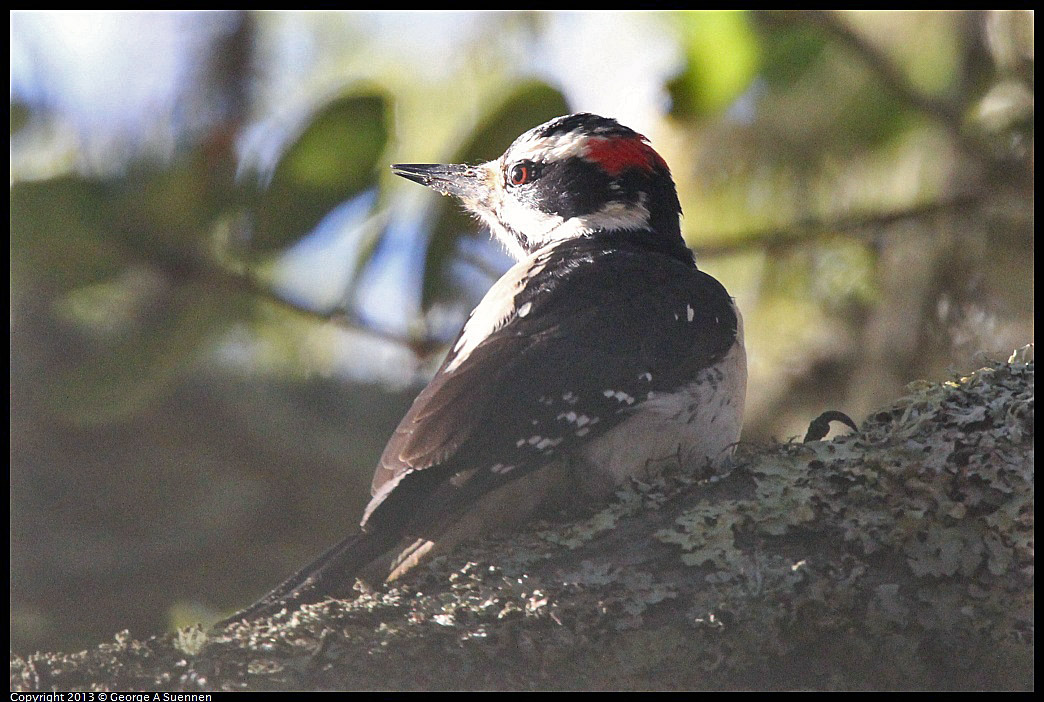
[{"x1": 218, "y1": 530, "x2": 397, "y2": 625}]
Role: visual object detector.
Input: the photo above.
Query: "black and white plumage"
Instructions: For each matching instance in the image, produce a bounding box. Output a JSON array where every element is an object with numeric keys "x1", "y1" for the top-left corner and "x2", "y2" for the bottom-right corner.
[{"x1": 226, "y1": 113, "x2": 746, "y2": 622}]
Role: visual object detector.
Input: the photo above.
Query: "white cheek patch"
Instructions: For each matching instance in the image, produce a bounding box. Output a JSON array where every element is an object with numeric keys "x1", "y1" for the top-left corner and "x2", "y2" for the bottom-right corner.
[
  {"x1": 498, "y1": 195, "x2": 565, "y2": 244},
  {"x1": 546, "y1": 199, "x2": 650, "y2": 243},
  {"x1": 485, "y1": 198, "x2": 652, "y2": 259}
]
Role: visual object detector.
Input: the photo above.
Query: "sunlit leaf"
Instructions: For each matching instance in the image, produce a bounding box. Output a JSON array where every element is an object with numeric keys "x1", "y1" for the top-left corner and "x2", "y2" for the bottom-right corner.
[
  {"x1": 420, "y1": 81, "x2": 570, "y2": 308},
  {"x1": 668, "y1": 11, "x2": 761, "y2": 119},
  {"x1": 251, "y1": 92, "x2": 389, "y2": 253}
]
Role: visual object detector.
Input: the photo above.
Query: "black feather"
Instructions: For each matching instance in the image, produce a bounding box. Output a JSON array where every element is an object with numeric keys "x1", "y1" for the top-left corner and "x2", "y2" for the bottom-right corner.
[
  {"x1": 365, "y1": 229, "x2": 737, "y2": 535},
  {"x1": 218, "y1": 530, "x2": 399, "y2": 625}
]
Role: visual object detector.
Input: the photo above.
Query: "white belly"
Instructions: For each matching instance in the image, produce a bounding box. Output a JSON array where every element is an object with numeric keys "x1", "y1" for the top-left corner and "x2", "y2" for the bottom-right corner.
[{"x1": 580, "y1": 318, "x2": 746, "y2": 492}]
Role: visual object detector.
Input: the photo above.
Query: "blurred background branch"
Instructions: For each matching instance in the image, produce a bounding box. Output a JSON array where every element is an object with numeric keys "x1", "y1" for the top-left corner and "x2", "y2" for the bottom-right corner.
[
  {"x1": 782, "y1": 10, "x2": 1032, "y2": 189},
  {"x1": 692, "y1": 192, "x2": 983, "y2": 257},
  {"x1": 10, "y1": 10, "x2": 1033, "y2": 655}
]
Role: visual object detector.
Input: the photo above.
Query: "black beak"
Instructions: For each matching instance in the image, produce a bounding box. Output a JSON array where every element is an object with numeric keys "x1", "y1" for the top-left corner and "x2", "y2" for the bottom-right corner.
[{"x1": 391, "y1": 163, "x2": 486, "y2": 202}]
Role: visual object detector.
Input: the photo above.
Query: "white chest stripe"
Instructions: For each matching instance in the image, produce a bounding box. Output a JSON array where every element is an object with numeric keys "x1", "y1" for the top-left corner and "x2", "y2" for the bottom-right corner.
[{"x1": 445, "y1": 242, "x2": 558, "y2": 372}]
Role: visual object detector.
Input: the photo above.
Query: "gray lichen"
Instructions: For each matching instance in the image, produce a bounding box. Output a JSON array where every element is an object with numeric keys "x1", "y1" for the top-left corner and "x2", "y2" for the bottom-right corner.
[{"x1": 10, "y1": 354, "x2": 1033, "y2": 691}]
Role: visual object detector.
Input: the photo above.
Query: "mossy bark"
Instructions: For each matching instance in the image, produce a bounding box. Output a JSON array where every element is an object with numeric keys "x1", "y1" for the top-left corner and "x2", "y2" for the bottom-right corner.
[{"x1": 11, "y1": 355, "x2": 1033, "y2": 691}]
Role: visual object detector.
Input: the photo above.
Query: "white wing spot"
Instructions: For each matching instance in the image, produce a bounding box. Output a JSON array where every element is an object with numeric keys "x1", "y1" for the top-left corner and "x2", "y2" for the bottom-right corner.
[
  {"x1": 687, "y1": 304, "x2": 695, "y2": 322},
  {"x1": 517, "y1": 301, "x2": 533, "y2": 317},
  {"x1": 535, "y1": 437, "x2": 563, "y2": 450},
  {"x1": 604, "y1": 390, "x2": 635, "y2": 404},
  {"x1": 639, "y1": 372, "x2": 652, "y2": 382}
]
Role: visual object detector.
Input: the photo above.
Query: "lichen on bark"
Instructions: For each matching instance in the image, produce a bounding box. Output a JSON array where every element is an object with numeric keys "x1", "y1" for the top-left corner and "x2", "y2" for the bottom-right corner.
[{"x1": 10, "y1": 352, "x2": 1033, "y2": 691}]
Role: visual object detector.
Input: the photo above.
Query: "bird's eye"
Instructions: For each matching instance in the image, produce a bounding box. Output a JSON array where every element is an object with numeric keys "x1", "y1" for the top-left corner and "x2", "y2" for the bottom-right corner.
[{"x1": 508, "y1": 161, "x2": 535, "y2": 186}]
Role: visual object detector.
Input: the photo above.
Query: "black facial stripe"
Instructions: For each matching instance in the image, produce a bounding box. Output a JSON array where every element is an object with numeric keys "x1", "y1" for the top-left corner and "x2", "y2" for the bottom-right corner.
[
  {"x1": 522, "y1": 156, "x2": 669, "y2": 222},
  {"x1": 531, "y1": 157, "x2": 615, "y2": 218}
]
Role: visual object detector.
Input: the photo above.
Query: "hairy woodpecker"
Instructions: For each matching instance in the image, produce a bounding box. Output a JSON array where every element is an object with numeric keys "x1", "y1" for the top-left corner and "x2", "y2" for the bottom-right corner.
[{"x1": 227, "y1": 113, "x2": 746, "y2": 622}]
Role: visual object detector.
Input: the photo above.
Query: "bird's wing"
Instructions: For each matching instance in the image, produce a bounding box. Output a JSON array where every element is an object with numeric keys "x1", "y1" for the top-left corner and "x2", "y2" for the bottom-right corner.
[{"x1": 363, "y1": 242, "x2": 738, "y2": 535}]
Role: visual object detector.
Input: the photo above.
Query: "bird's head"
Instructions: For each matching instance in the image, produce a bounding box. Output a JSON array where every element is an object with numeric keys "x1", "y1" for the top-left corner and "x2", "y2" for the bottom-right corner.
[{"x1": 392, "y1": 113, "x2": 683, "y2": 260}]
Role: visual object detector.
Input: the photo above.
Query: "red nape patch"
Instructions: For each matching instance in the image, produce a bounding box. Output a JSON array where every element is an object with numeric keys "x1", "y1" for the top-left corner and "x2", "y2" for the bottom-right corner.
[{"x1": 584, "y1": 135, "x2": 668, "y2": 176}]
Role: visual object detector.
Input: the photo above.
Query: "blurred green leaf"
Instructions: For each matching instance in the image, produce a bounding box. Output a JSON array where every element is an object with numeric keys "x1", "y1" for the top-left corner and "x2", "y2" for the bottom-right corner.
[
  {"x1": 47, "y1": 279, "x2": 251, "y2": 427},
  {"x1": 116, "y1": 154, "x2": 226, "y2": 249},
  {"x1": 836, "y1": 84, "x2": 912, "y2": 149},
  {"x1": 420, "y1": 81, "x2": 570, "y2": 308},
  {"x1": 756, "y1": 22, "x2": 828, "y2": 87},
  {"x1": 448, "y1": 83, "x2": 571, "y2": 164},
  {"x1": 251, "y1": 92, "x2": 389, "y2": 253},
  {"x1": 11, "y1": 101, "x2": 31, "y2": 135},
  {"x1": 736, "y1": 22, "x2": 917, "y2": 165},
  {"x1": 668, "y1": 11, "x2": 761, "y2": 119},
  {"x1": 11, "y1": 177, "x2": 126, "y2": 289}
]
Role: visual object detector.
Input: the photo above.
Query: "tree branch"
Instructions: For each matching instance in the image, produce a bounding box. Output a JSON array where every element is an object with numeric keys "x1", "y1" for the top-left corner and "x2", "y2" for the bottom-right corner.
[
  {"x1": 10, "y1": 358, "x2": 1033, "y2": 691},
  {"x1": 766, "y1": 11, "x2": 1032, "y2": 189},
  {"x1": 690, "y1": 193, "x2": 981, "y2": 258},
  {"x1": 216, "y1": 265, "x2": 446, "y2": 358}
]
